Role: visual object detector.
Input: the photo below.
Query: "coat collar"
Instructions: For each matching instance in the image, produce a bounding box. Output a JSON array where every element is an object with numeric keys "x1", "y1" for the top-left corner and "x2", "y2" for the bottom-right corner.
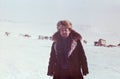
[
  {"x1": 52, "y1": 30, "x2": 82, "y2": 42},
  {"x1": 53, "y1": 30, "x2": 81, "y2": 58},
  {"x1": 54, "y1": 40, "x2": 77, "y2": 58},
  {"x1": 68, "y1": 40, "x2": 77, "y2": 57}
]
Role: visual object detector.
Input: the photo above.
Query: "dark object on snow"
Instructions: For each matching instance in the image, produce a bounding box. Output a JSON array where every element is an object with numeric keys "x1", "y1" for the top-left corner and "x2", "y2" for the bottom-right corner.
[{"x1": 94, "y1": 39, "x2": 106, "y2": 46}]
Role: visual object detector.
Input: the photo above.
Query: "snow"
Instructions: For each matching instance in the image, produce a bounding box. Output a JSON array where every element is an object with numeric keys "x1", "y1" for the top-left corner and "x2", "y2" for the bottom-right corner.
[
  {"x1": 0, "y1": 34, "x2": 120, "y2": 79},
  {"x1": 84, "y1": 45, "x2": 120, "y2": 79}
]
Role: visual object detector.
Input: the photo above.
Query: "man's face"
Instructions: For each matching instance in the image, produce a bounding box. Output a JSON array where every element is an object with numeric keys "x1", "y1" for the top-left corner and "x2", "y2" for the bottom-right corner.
[{"x1": 59, "y1": 26, "x2": 71, "y2": 38}]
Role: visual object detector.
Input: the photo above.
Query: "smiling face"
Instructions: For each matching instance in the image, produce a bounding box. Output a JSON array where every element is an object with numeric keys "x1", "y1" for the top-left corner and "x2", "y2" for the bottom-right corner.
[{"x1": 59, "y1": 26, "x2": 71, "y2": 38}]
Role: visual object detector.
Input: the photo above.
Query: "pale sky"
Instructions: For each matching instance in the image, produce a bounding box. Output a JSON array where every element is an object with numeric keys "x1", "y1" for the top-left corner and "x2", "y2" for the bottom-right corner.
[{"x1": 0, "y1": 0, "x2": 120, "y2": 43}]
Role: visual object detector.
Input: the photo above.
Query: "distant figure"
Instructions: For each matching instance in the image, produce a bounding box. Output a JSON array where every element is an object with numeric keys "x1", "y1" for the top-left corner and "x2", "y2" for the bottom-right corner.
[
  {"x1": 47, "y1": 20, "x2": 89, "y2": 79},
  {"x1": 5, "y1": 32, "x2": 10, "y2": 36}
]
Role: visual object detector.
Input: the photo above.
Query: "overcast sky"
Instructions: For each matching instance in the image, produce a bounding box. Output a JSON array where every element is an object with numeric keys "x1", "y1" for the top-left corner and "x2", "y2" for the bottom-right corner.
[{"x1": 0, "y1": 0, "x2": 120, "y2": 42}]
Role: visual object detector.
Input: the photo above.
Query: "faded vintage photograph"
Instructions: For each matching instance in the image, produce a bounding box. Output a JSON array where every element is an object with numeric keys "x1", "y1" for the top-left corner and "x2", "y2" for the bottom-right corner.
[{"x1": 0, "y1": 0, "x2": 120, "y2": 79}]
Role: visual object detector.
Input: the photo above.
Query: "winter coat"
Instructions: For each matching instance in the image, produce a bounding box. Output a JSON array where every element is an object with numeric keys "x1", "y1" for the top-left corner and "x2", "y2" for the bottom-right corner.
[{"x1": 47, "y1": 30, "x2": 89, "y2": 79}]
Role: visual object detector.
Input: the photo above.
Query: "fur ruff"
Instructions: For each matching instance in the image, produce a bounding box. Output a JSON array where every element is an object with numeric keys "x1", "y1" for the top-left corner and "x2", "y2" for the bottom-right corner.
[{"x1": 52, "y1": 30, "x2": 82, "y2": 42}]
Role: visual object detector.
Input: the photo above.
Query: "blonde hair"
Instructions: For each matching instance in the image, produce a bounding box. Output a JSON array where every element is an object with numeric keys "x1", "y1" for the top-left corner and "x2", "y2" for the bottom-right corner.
[{"x1": 57, "y1": 20, "x2": 72, "y2": 30}]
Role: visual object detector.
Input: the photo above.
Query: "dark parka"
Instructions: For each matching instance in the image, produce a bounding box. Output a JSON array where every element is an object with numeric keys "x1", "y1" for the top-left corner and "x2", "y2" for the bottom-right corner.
[{"x1": 47, "y1": 30, "x2": 89, "y2": 79}]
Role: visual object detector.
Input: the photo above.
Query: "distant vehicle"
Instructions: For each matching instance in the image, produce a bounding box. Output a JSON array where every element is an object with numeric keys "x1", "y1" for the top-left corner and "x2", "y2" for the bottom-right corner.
[{"x1": 94, "y1": 39, "x2": 106, "y2": 46}]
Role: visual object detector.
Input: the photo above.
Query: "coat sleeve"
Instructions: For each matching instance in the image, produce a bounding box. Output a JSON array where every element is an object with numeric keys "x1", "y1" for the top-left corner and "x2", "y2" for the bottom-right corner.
[
  {"x1": 78, "y1": 40, "x2": 89, "y2": 75},
  {"x1": 47, "y1": 42, "x2": 56, "y2": 76}
]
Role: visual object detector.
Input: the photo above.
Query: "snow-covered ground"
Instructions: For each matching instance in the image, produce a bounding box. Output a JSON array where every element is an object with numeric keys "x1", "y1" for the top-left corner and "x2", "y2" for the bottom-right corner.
[{"x1": 0, "y1": 35, "x2": 120, "y2": 79}]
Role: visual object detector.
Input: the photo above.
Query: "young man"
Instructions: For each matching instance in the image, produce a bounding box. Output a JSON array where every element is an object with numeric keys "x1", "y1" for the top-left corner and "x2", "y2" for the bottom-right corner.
[{"x1": 47, "y1": 20, "x2": 89, "y2": 79}]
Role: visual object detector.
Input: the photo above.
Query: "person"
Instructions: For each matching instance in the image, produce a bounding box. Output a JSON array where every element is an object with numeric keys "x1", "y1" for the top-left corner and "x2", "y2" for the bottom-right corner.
[{"x1": 47, "y1": 20, "x2": 89, "y2": 79}]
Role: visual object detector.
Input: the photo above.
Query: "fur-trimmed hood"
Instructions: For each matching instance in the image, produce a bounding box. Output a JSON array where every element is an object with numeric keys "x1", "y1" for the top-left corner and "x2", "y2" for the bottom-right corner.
[{"x1": 52, "y1": 30, "x2": 82, "y2": 42}]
